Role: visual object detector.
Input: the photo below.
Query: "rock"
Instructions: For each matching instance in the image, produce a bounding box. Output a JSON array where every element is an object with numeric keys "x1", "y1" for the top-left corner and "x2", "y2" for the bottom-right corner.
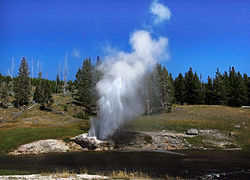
[
  {"x1": 67, "y1": 141, "x2": 83, "y2": 151},
  {"x1": 234, "y1": 125, "x2": 241, "y2": 128},
  {"x1": 71, "y1": 133, "x2": 113, "y2": 150},
  {"x1": 241, "y1": 106, "x2": 250, "y2": 109},
  {"x1": 186, "y1": 128, "x2": 198, "y2": 135},
  {"x1": 9, "y1": 139, "x2": 70, "y2": 155},
  {"x1": 229, "y1": 132, "x2": 235, "y2": 136}
]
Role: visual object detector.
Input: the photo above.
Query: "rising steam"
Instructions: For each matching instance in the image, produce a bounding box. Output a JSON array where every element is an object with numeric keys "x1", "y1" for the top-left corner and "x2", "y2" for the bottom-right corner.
[{"x1": 88, "y1": 1, "x2": 170, "y2": 140}]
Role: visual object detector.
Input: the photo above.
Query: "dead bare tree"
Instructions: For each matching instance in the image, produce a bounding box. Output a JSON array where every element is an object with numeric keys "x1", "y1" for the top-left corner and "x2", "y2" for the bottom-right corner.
[
  {"x1": 36, "y1": 60, "x2": 40, "y2": 78},
  {"x1": 31, "y1": 59, "x2": 34, "y2": 79},
  {"x1": 11, "y1": 58, "x2": 15, "y2": 78},
  {"x1": 63, "y1": 52, "x2": 68, "y2": 97}
]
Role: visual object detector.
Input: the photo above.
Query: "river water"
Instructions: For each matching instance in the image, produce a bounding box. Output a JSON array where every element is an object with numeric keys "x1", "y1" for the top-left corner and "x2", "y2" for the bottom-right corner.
[{"x1": 0, "y1": 150, "x2": 249, "y2": 179}]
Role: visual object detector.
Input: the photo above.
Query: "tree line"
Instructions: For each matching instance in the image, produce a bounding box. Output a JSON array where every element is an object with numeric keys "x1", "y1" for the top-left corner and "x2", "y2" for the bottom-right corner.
[
  {"x1": 174, "y1": 67, "x2": 250, "y2": 107},
  {"x1": 0, "y1": 57, "x2": 249, "y2": 114}
]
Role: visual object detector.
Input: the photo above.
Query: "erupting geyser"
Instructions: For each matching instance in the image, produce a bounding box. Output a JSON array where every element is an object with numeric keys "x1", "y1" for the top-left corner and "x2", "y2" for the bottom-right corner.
[{"x1": 88, "y1": 0, "x2": 171, "y2": 140}]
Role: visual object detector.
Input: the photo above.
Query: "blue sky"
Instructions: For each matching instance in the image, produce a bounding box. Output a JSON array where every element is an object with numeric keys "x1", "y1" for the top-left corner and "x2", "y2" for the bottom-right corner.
[{"x1": 0, "y1": 0, "x2": 249, "y2": 81}]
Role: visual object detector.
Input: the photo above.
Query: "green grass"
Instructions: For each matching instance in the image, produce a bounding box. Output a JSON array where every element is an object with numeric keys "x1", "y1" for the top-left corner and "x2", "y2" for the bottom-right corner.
[
  {"x1": 127, "y1": 105, "x2": 250, "y2": 150},
  {"x1": 0, "y1": 169, "x2": 31, "y2": 175},
  {"x1": 0, "y1": 93, "x2": 91, "y2": 155},
  {"x1": 0, "y1": 124, "x2": 88, "y2": 154}
]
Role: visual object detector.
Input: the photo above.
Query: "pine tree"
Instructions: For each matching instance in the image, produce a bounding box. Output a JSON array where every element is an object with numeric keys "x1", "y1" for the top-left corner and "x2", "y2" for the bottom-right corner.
[
  {"x1": 144, "y1": 64, "x2": 173, "y2": 114},
  {"x1": 169, "y1": 73, "x2": 175, "y2": 104},
  {"x1": 162, "y1": 67, "x2": 174, "y2": 112},
  {"x1": 56, "y1": 74, "x2": 61, "y2": 93},
  {"x1": 76, "y1": 58, "x2": 94, "y2": 112},
  {"x1": 145, "y1": 69, "x2": 162, "y2": 114},
  {"x1": 14, "y1": 57, "x2": 31, "y2": 107},
  {"x1": 34, "y1": 72, "x2": 54, "y2": 110},
  {"x1": 243, "y1": 73, "x2": 250, "y2": 105},
  {"x1": 205, "y1": 76, "x2": 214, "y2": 105},
  {"x1": 67, "y1": 80, "x2": 75, "y2": 93},
  {"x1": 222, "y1": 71, "x2": 230, "y2": 105},
  {"x1": 237, "y1": 72, "x2": 248, "y2": 106},
  {"x1": 0, "y1": 81, "x2": 10, "y2": 108},
  {"x1": 34, "y1": 72, "x2": 43, "y2": 103},
  {"x1": 193, "y1": 72, "x2": 202, "y2": 104},
  {"x1": 174, "y1": 73, "x2": 186, "y2": 105},
  {"x1": 200, "y1": 81, "x2": 206, "y2": 104},
  {"x1": 213, "y1": 69, "x2": 227, "y2": 105},
  {"x1": 92, "y1": 56, "x2": 102, "y2": 111},
  {"x1": 227, "y1": 67, "x2": 245, "y2": 107},
  {"x1": 41, "y1": 79, "x2": 54, "y2": 110},
  {"x1": 184, "y1": 68, "x2": 200, "y2": 104}
]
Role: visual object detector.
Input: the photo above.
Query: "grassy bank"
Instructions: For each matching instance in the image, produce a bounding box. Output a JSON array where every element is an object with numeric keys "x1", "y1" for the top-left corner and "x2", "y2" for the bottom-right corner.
[
  {"x1": 128, "y1": 105, "x2": 250, "y2": 150},
  {"x1": 1, "y1": 95, "x2": 249, "y2": 154},
  {"x1": 0, "y1": 125, "x2": 86, "y2": 154},
  {"x1": 0, "y1": 93, "x2": 90, "y2": 154}
]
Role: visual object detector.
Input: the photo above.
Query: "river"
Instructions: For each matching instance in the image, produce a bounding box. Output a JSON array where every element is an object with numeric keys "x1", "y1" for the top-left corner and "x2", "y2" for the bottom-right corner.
[{"x1": 0, "y1": 150, "x2": 249, "y2": 179}]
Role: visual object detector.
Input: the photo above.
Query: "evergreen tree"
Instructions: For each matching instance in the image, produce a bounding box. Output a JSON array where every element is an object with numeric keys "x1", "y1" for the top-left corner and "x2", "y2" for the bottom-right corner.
[
  {"x1": 145, "y1": 64, "x2": 173, "y2": 114},
  {"x1": 145, "y1": 69, "x2": 162, "y2": 114},
  {"x1": 0, "y1": 81, "x2": 10, "y2": 108},
  {"x1": 205, "y1": 76, "x2": 214, "y2": 105},
  {"x1": 14, "y1": 57, "x2": 31, "y2": 107},
  {"x1": 227, "y1": 67, "x2": 246, "y2": 107},
  {"x1": 33, "y1": 72, "x2": 43, "y2": 103},
  {"x1": 56, "y1": 74, "x2": 61, "y2": 93},
  {"x1": 237, "y1": 72, "x2": 248, "y2": 106},
  {"x1": 40, "y1": 79, "x2": 54, "y2": 110},
  {"x1": 200, "y1": 81, "x2": 206, "y2": 104},
  {"x1": 222, "y1": 71, "x2": 230, "y2": 105},
  {"x1": 174, "y1": 73, "x2": 186, "y2": 105},
  {"x1": 213, "y1": 69, "x2": 227, "y2": 105},
  {"x1": 76, "y1": 58, "x2": 94, "y2": 112},
  {"x1": 162, "y1": 67, "x2": 174, "y2": 112},
  {"x1": 184, "y1": 68, "x2": 200, "y2": 104},
  {"x1": 243, "y1": 73, "x2": 250, "y2": 105},
  {"x1": 92, "y1": 56, "x2": 102, "y2": 111},
  {"x1": 67, "y1": 80, "x2": 75, "y2": 93},
  {"x1": 193, "y1": 72, "x2": 202, "y2": 104},
  {"x1": 169, "y1": 73, "x2": 175, "y2": 104}
]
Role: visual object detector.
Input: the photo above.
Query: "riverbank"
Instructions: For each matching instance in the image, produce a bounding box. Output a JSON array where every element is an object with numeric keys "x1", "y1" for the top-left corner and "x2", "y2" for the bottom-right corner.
[{"x1": 1, "y1": 103, "x2": 249, "y2": 155}]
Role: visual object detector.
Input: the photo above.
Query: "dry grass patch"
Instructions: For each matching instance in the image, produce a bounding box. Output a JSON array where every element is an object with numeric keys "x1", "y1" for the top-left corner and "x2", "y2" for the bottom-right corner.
[{"x1": 111, "y1": 170, "x2": 150, "y2": 179}]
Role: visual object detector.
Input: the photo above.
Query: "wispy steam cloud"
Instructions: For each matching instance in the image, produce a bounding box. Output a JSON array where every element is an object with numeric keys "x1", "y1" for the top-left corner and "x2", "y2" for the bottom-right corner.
[
  {"x1": 72, "y1": 48, "x2": 81, "y2": 58},
  {"x1": 150, "y1": 0, "x2": 171, "y2": 24}
]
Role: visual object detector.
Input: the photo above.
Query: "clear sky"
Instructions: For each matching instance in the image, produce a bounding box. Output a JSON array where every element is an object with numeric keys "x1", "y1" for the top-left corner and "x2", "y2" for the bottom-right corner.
[{"x1": 0, "y1": 0, "x2": 249, "y2": 81}]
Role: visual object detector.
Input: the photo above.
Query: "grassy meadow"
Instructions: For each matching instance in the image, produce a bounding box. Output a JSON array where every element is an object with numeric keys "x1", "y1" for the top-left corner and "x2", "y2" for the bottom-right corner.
[
  {"x1": 0, "y1": 94, "x2": 90, "y2": 154},
  {"x1": 0, "y1": 93, "x2": 250, "y2": 154},
  {"x1": 129, "y1": 105, "x2": 250, "y2": 150}
]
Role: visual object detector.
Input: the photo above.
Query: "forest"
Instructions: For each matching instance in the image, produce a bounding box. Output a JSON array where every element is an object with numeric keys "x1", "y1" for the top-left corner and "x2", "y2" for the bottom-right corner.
[{"x1": 0, "y1": 57, "x2": 250, "y2": 116}]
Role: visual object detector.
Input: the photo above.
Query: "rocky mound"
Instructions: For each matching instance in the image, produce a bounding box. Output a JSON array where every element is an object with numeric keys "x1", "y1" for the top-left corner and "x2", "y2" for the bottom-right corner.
[
  {"x1": 9, "y1": 139, "x2": 70, "y2": 155},
  {"x1": 71, "y1": 133, "x2": 113, "y2": 150},
  {"x1": 112, "y1": 131, "x2": 192, "y2": 150}
]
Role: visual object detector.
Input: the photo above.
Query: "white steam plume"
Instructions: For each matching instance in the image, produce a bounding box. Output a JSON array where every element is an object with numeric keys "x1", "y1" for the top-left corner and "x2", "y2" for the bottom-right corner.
[
  {"x1": 89, "y1": 30, "x2": 168, "y2": 140},
  {"x1": 88, "y1": 1, "x2": 171, "y2": 140},
  {"x1": 150, "y1": 0, "x2": 171, "y2": 24}
]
